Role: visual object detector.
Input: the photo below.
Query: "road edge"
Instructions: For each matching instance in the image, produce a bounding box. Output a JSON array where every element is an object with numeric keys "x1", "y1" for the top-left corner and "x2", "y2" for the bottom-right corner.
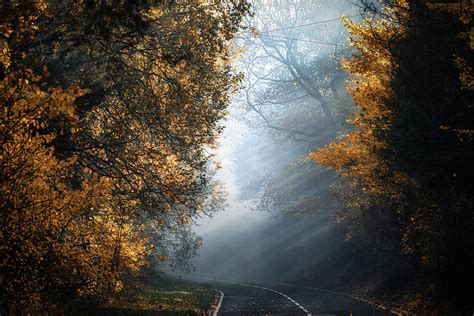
[
  {"x1": 275, "y1": 282, "x2": 404, "y2": 316},
  {"x1": 211, "y1": 290, "x2": 224, "y2": 316}
]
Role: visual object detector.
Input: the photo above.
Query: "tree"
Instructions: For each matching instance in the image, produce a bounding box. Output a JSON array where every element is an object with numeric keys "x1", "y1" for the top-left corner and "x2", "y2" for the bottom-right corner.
[
  {"x1": 239, "y1": 0, "x2": 357, "y2": 137},
  {"x1": 233, "y1": 0, "x2": 358, "y2": 216},
  {"x1": 1, "y1": 0, "x2": 248, "y2": 312},
  {"x1": 311, "y1": 0, "x2": 474, "y2": 310}
]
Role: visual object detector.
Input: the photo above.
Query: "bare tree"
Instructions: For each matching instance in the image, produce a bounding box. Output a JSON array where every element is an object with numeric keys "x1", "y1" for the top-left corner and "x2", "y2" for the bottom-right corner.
[{"x1": 235, "y1": 0, "x2": 358, "y2": 139}]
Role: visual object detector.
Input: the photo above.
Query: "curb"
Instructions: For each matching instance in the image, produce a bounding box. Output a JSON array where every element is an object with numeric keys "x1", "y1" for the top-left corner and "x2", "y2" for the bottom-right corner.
[{"x1": 211, "y1": 290, "x2": 224, "y2": 316}]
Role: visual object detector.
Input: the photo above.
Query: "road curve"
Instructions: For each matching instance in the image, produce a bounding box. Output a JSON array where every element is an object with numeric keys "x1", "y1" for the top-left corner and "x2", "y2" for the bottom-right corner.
[{"x1": 207, "y1": 279, "x2": 395, "y2": 316}]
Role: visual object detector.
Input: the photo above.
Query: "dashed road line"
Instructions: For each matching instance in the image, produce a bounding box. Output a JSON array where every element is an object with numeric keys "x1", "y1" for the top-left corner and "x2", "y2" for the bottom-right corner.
[
  {"x1": 214, "y1": 280, "x2": 311, "y2": 315},
  {"x1": 276, "y1": 282, "x2": 402, "y2": 316},
  {"x1": 183, "y1": 274, "x2": 397, "y2": 315}
]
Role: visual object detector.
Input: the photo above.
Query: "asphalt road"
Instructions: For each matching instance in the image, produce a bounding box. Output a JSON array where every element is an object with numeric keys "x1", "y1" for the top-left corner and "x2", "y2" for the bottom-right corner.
[{"x1": 208, "y1": 280, "x2": 396, "y2": 316}]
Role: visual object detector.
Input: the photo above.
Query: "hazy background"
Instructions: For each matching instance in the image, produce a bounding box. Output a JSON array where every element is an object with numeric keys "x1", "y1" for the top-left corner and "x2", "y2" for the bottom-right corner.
[{"x1": 184, "y1": 0, "x2": 366, "y2": 286}]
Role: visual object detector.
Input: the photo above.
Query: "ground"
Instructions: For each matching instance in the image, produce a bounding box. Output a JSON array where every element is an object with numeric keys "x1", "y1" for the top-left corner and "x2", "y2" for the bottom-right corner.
[{"x1": 72, "y1": 270, "x2": 215, "y2": 315}]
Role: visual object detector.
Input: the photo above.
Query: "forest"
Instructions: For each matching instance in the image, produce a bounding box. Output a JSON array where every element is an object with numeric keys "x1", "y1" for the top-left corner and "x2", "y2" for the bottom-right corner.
[{"x1": 1, "y1": 0, "x2": 473, "y2": 315}]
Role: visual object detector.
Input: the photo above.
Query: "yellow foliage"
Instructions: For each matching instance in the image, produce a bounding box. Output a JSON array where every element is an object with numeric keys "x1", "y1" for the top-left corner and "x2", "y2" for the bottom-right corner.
[
  {"x1": 311, "y1": 0, "x2": 474, "y2": 275},
  {"x1": 0, "y1": 67, "x2": 150, "y2": 310},
  {"x1": 1, "y1": 0, "x2": 248, "y2": 312},
  {"x1": 312, "y1": 4, "x2": 408, "y2": 201}
]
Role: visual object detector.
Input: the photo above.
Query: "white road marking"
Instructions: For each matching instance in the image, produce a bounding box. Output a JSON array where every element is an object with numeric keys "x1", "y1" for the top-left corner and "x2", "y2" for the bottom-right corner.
[
  {"x1": 276, "y1": 282, "x2": 401, "y2": 316},
  {"x1": 213, "y1": 290, "x2": 224, "y2": 316},
  {"x1": 212, "y1": 279, "x2": 311, "y2": 315},
  {"x1": 190, "y1": 275, "x2": 313, "y2": 315}
]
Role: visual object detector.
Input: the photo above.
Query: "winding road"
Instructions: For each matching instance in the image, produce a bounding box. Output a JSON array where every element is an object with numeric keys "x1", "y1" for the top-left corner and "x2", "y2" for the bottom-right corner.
[{"x1": 204, "y1": 279, "x2": 396, "y2": 316}]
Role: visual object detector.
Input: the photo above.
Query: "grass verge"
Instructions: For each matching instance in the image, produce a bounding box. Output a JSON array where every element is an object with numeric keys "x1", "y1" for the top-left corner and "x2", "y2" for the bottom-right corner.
[{"x1": 73, "y1": 269, "x2": 215, "y2": 315}]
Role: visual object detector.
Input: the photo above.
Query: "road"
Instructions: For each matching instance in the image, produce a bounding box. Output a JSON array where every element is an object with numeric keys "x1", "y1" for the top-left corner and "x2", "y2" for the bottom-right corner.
[{"x1": 206, "y1": 279, "x2": 396, "y2": 316}]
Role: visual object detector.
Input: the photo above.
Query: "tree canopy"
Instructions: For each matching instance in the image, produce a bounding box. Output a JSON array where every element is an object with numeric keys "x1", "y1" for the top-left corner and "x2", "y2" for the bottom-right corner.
[
  {"x1": 0, "y1": 0, "x2": 248, "y2": 312},
  {"x1": 312, "y1": 0, "x2": 474, "y2": 309}
]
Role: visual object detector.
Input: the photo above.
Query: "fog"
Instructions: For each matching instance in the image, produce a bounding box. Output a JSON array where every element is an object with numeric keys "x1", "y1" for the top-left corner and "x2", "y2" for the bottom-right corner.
[{"x1": 184, "y1": 0, "x2": 367, "y2": 287}]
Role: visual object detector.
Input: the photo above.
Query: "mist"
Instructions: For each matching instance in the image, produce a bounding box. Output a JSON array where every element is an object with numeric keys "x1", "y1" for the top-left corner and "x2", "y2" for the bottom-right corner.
[{"x1": 183, "y1": 0, "x2": 365, "y2": 287}]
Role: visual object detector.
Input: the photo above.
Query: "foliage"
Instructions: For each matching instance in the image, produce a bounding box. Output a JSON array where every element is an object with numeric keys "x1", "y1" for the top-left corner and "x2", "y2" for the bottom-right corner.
[
  {"x1": 311, "y1": 0, "x2": 474, "y2": 310},
  {"x1": 0, "y1": 0, "x2": 248, "y2": 312},
  {"x1": 0, "y1": 63, "x2": 147, "y2": 311}
]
